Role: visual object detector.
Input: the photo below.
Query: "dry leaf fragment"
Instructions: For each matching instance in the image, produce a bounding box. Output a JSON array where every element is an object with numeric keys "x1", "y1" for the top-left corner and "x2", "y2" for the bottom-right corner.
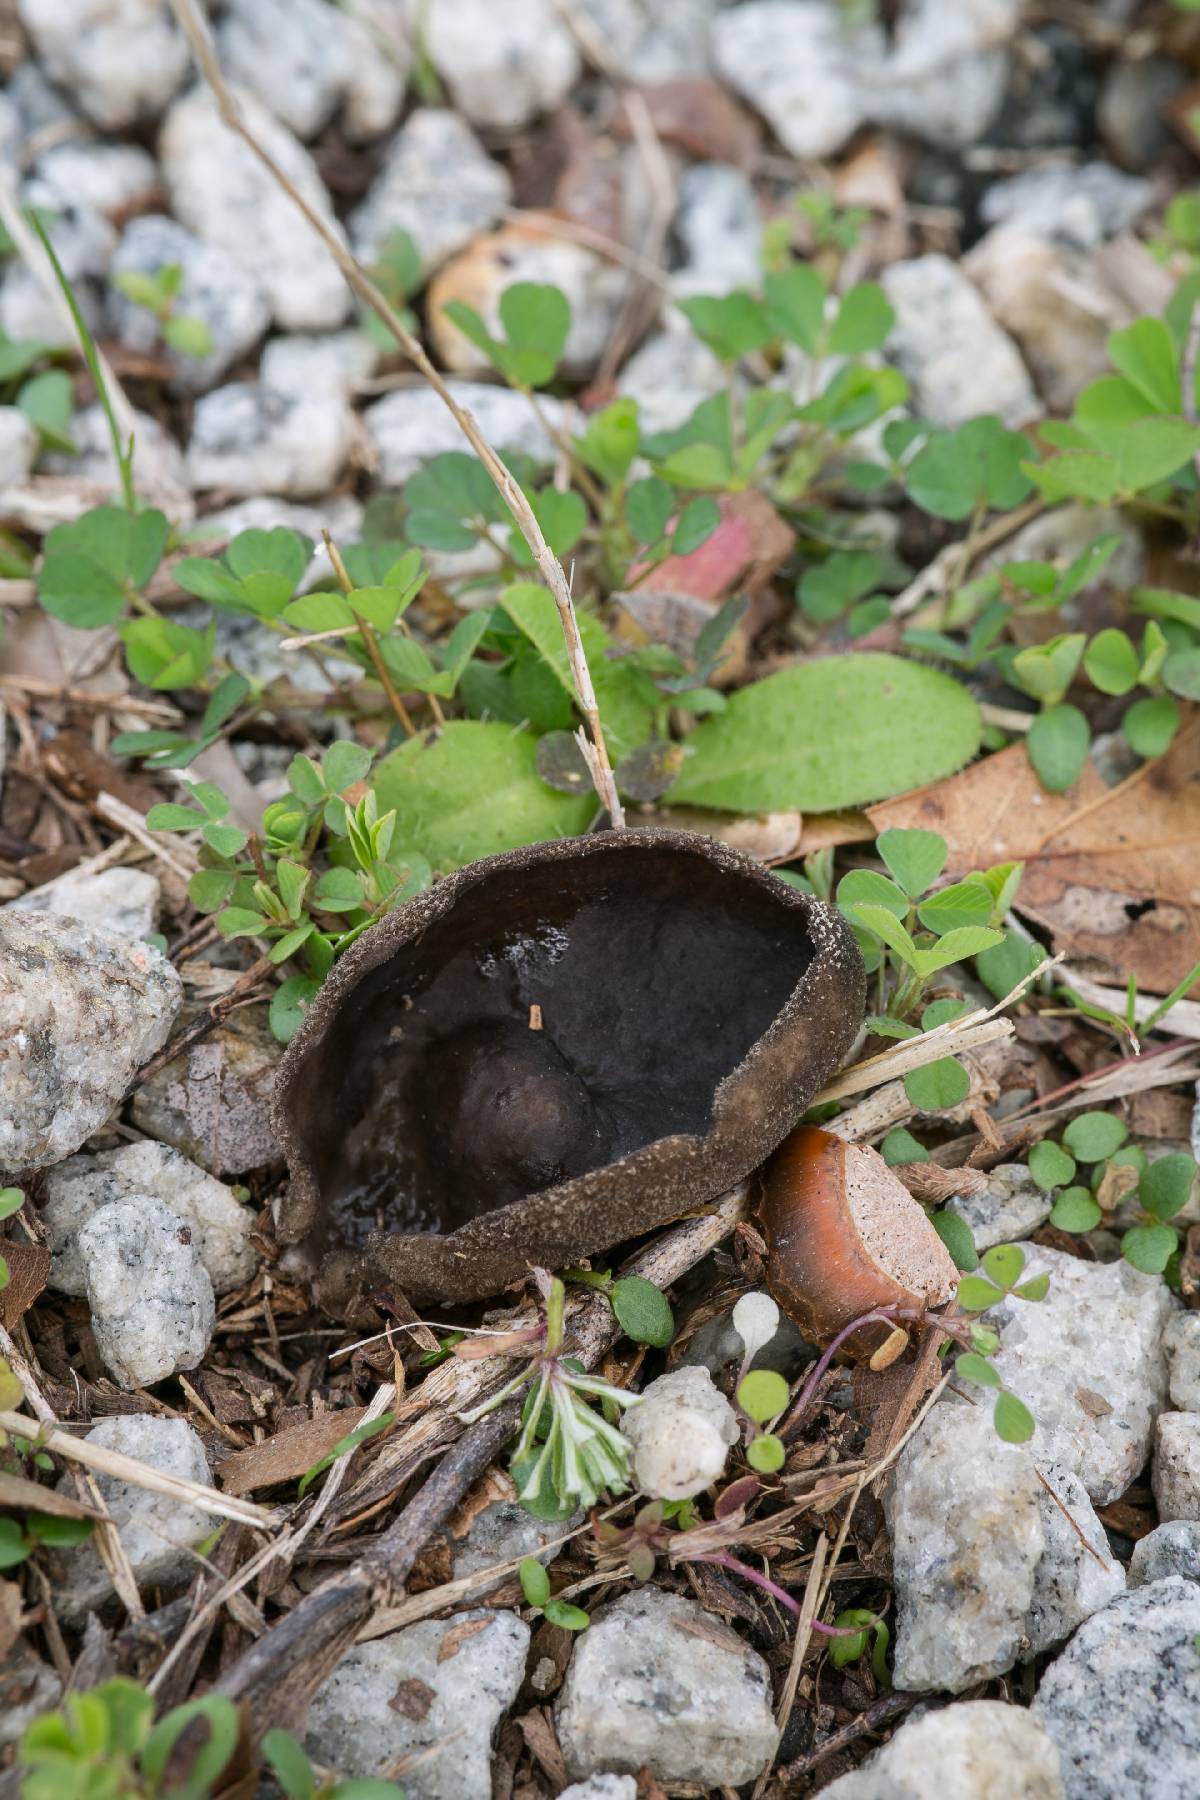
[
  {"x1": 0, "y1": 1241, "x2": 49, "y2": 1330},
  {"x1": 868, "y1": 723, "x2": 1200, "y2": 996},
  {"x1": 216, "y1": 1408, "x2": 366, "y2": 1496},
  {"x1": 437, "y1": 1615, "x2": 494, "y2": 1662},
  {"x1": 390, "y1": 1677, "x2": 436, "y2": 1721}
]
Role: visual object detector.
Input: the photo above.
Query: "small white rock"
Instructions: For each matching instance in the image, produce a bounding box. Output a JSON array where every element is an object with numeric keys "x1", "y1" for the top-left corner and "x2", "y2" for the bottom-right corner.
[
  {"x1": 819, "y1": 1700, "x2": 1066, "y2": 1800},
  {"x1": 6, "y1": 866, "x2": 160, "y2": 941},
  {"x1": 43, "y1": 402, "x2": 191, "y2": 506},
  {"x1": 187, "y1": 378, "x2": 353, "y2": 500},
  {"x1": 55, "y1": 1415, "x2": 213, "y2": 1623},
  {"x1": 556, "y1": 1587, "x2": 779, "y2": 1787},
  {"x1": 1129, "y1": 1520, "x2": 1200, "y2": 1588},
  {"x1": 1033, "y1": 1578, "x2": 1200, "y2": 1799},
  {"x1": 364, "y1": 382, "x2": 563, "y2": 489},
  {"x1": 618, "y1": 328, "x2": 728, "y2": 436},
  {"x1": 572, "y1": 0, "x2": 718, "y2": 81},
  {"x1": 160, "y1": 86, "x2": 351, "y2": 332},
  {"x1": 623, "y1": 1365, "x2": 739, "y2": 1501},
  {"x1": 559, "y1": 1778, "x2": 638, "y2": 1800},
  {"x1": 218, "y1": 0, "x2": 354, "y2": 140},
  {"x1": 966, "y1": 227, "x2": 1113, "y2": 414},
  {"x1": 0, "y1": 406, "x2": 39, "y2": 485},
  {"x1": 0, "y1": 911, "x2": 181, "y2": 1174},
  {"x1": 260, "y1": 330, "x2": 378, "y2": 398},
  {"x1": 882, "y1": 254, "x2": 1039, "y2": 430},
  {"x1": 887, "y1": 1399, "x2": 1122, "y2": 1693},
  {"x1": 30, "y1": 142, "x2": 159, "y2": 223},
  {"x1": 944, "y1": 1162, "x2": 1053, "y2": 1251},
  {"x1": 306, "y1": 1610, "x2": 529, "y2": 1798},
  {"x1": 109, "y1": 214, "x2": 272, "y2": 394},
  {"x1": 980, "y1": 162, "x2": 1154, "y2": 252},
  {"x1": 17, "y1": 0, "x2": 189, "y2": 130},
  {"x1": 423, "y1": 0, "x2": 580, "y2": 131},
  {"x1": 1165, "y1": 1314, "x2": 1200, "y2": 1412},
  {"x1": 988, "y1": 1244, "x2": 1176, "y2": 1505},
  {"x1": 1154, "y1": 1413, "x2": 1200, "y2": 1524},
  {"x1": 670, "y1": 164, "x2": 763, "y2": 301},
  {"x1": 80, "y1": 1195, "x2": 216, "y2": 1389},
  {"x1": 43, "y1": 1139, "x2": 257, "y2": 1297},
  {"x1": 350, "y1": 108, "x2": 510, "y2": 274}
]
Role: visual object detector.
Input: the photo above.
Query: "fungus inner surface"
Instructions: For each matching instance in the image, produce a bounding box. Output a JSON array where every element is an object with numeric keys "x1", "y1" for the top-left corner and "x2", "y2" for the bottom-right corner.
[{"x1": 300, "y1": 844, "x2": 815, "y2": 1243}]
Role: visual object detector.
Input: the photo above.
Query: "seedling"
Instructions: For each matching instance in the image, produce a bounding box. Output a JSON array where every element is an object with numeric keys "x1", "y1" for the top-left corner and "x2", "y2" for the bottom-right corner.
[
  {"x1": 457, "y1": 1271, "x2": 639, "y2": 1521},
  {"x1": 518, "y1": 1555, "x2": 589, "y2": 1630},
  {"x1": 1032, "y1": 1116, "x2": 1198, "y2": 1281},
  {"x1": 113, "y1": 261, "x2": 213, "y2": 359},
  {"x1": 21, "y1": 1681, "x2": 240, "y2": 1800}
]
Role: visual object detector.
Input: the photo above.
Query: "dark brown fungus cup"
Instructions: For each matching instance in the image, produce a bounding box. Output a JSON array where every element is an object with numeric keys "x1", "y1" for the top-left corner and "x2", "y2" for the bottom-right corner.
[
  {"x1": 273, "y1": 830, "x2": 865, "y2": 1306},
  {"x1": 758, "y1": 1125, "x2": 958, "y2": 1358}
]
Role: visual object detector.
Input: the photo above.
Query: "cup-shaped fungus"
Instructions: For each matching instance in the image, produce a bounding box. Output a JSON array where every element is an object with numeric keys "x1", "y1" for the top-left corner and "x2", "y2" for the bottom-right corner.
[
  {"x1": 758, "y1": 1126, "x2": 958, "y2": 1355},
  {"x1": 274, "y1": 831, "x2": 864, "y2": 1304}
]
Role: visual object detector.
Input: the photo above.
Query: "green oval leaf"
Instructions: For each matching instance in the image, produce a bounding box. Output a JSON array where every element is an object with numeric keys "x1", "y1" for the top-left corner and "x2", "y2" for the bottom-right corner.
[
  {"x1": 904, "y1": 1057, "x2": 969, "y2": 1112},
  {"x1": 1062, "y1": 1112, "x2": 1128, "y2": 1163},
  {"x1": 993, "y1": 1390, "x2": 1035, "y2": 1443},
  {"x1": 737, "y1": 1369, "x2": 789, "y2": 1425},
  {"x1": 668, "y1": 654, "x2": 981, "y2": 813},
  {"x1": 610, "y1": 1277, "x2": 674, "y2": 1348}
]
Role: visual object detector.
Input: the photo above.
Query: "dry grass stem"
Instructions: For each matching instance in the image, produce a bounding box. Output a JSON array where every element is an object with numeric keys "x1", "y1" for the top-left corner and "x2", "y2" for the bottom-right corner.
[
  {"x1": 0, "y1": 1411, "x2": 281, "y2": 1529},
  {"x1": 166, "y1": 0, "x2": 623, "y2": 827}
]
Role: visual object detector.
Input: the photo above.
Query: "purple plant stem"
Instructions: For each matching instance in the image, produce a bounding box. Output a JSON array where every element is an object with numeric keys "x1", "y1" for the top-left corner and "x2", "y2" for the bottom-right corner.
[
  {"x1": 782, "y1": 1303, "x2": 971, "y2": 1441},
  {"x1": 695, "y1": 1551, "x2": 871, "y2": 1636}
]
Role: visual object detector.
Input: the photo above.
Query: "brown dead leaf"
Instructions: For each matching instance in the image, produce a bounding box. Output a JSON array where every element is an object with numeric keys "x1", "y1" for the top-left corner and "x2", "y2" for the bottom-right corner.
[
  {"x1": 1128, "y1": 1089, "x2": 1196, "y2": 1139},
  {"x1": 0, "y1": 1579, "x2": 21, "y2": 1660},
  {"x1": 1076, "y1": 1388, "x2": 1115, "y2": 1420},
  {"x1": 0, "y1": 1241, "x2": 49, "y2": 1330},
  {"x1": 798, "y1": 810, "x2": 875, "y2": 852},
  {"x1": 645, "y1": 805, "x2": 802, "y2": 863},
  {"x1": 0, "y1": 1472, "x2": 101, "y2": 1519},
  {"x1": 517, "y1": 1709, "x2": 569, "y2": 1790},
  {"x1": 1095, "y1": 1161, "x2": 1140, "y2": 1215},
  {"x1": 669, "y1": 1611, "x2": 747, "y2": 1655},
  {"x1": 437, "y1": 1615, "x2": 494, "y2": 1662},
  {"x1": 867, "y1": 722, "x2": 1200, "y2": 995},
  {"x1": 390, "y1": 1677, "x2": 436, "y2": 1721},
  {"x1": 615, "y1": 80, "x2": 761, "y2": 167},
  {"x1": 216, "y1": 1409, "x2": 366, "y2": 1496},
  {"x1": 447, "y1": 1467, "x2": 516, "y2": 1542}
]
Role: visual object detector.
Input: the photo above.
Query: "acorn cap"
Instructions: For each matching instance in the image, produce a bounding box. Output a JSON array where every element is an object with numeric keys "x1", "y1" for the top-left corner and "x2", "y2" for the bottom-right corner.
[
  {"x1": 273, "y1": 830, "x2": 865, "y2": 1305},
  {"x1": 758, "y1": 1125, "x2": 958, "y2": 1354}
]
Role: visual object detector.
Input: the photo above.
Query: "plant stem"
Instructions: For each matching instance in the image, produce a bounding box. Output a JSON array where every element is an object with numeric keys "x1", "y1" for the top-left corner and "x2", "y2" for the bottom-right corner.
[
  {"x1": 29, "y1": 211, "x2": 137, "y2": 513},
  {"x1": 696, "y1": 1551, "x2": 874, "y2": 1637},
  {"x1": 167, "y1": 0, "x2": 624, "y2": 828},
  {"x1": 781, "y1": 1304, "x2": 967, "y2": 1441}
]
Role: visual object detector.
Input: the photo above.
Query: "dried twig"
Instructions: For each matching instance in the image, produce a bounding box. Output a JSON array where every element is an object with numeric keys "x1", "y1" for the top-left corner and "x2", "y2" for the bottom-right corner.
[
  {"x1": 165, "y1": 0, "x2": 623, "y2": 828},
  {"x1": 0, "y1": 1411, "x2": 280, "y2": 1530}
]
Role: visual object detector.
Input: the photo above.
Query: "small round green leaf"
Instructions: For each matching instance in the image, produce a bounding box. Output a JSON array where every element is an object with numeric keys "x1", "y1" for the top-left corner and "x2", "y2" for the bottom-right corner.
[
  {"x1": 930, "y1": 1209, "x2": 979, "y2": 1272},
  {"x1": 904, "y1": 1057, "x2": 970, "y2": 1113},
  {"x1": 1062, "y1": 1112, "x2": 1128, "y2": 1163},
  {"x1": 1028, "y1": 1140, "x2": 1076, "y2": 1192},
  {"x1": 876, "y1": 827, "x2": 948, "y2": 897},
  {"x1": 611, "y1": 1277, "x2": 674, "y2": 1348},
  {"x1": 519, "y1": 1555, "x2": 551, "y2": 1609},
  {"x1": 955, "y1": 1351, "x2": 1000, "y2": 1388},
  {"x1": 543, "y1": 1599, "x2": 590, "y2": 1631},
  {"x1": 982, "y1": 1243, "x2": 1026, "y2": 1290},
  {"x1": 1027, "y1": 704, "x2": 1090, "y2": 794},
  {"x1": 1049, "y1": 1187, "x2": 1102, "y2": 1233},
  {"x1": 1141, "y1": 1154, "x2": 1197, "y2": 1222},
  {"x1": 1123, "y1": 695, "x2": 1179, "y2": 760},
  {"x1": 1084, "y1": 628, "x2": 1141, "y2": 696},
  {"x1": 746, "y1": 1432, "x2": 786, "y2": 1473},
  {"x1": 737, "y1": 1369, "x2": 789, "y2": 1425},
  {"x1": 993, "y1": 1391, "x2": 1035, "y2": 1443},
  {"x1": 956, "y1": 1276, "x2": 1004, "y2": 1312},
  {"x1": 1121, "y1": 1223, "x2": 1179, "y2": 1274},
  {"x1": 880, "y1": 1128, "x2": 929, "y2": 1166}
]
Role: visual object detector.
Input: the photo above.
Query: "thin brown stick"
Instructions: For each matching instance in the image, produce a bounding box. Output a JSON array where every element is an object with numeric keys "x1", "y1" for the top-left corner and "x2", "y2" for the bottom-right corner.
[
  {"x1": 133, "y1": 952, "x2": 273, "y2": 1088},
  {"x1": 774, "y1": 1690, "x2": 918, "y2": 1791},
  {"x1": 166, "y1": 0, "x2": 623, "y2": 828}
]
